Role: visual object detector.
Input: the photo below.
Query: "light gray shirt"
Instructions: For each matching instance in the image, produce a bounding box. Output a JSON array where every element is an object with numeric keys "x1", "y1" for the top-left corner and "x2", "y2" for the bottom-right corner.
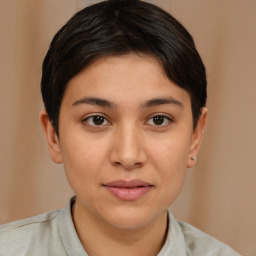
[{"x1": 0, "y1": 197, "x2": 240, "y2": 256}]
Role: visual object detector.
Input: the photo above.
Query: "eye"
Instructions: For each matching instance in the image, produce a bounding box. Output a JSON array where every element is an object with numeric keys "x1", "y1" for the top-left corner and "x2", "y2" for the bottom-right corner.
[
  {"x1": 146, "y1": 115, "x2": 173, "y2": 126},
  {"x1": 83, "y1": 115, "x2": 110, "y2": 127}
]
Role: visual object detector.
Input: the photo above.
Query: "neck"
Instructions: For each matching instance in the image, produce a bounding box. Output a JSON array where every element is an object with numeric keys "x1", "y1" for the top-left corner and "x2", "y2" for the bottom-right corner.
[{"x1": 72, "y1": 201, "x2": 168, "y2": 256}]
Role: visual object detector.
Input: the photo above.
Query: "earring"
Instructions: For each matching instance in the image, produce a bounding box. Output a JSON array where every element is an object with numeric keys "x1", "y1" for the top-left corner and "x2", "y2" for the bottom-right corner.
[{"x1": 191, "y1": 156, "x2": 197, "y2": 162}]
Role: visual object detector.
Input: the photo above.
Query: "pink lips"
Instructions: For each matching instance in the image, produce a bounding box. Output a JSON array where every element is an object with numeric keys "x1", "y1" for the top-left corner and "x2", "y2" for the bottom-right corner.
[{"x1": 103, "y1": 179, "x2": 153, "y2": 201}]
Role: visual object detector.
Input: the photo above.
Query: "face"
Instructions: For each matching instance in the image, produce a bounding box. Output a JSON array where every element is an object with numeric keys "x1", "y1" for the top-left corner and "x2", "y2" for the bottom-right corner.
[{"x1": 41, "y1": 54, "x2": 206, "y2": 231}]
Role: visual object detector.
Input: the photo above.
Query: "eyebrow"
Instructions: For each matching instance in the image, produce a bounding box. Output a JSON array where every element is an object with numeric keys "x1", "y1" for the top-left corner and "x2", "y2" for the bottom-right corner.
[
  {"x1": 141, "y1": 97, "x2": 184, "y2": 108},
  {"x1": 72, "y1": 97, "x2": 116, "y2": 108},
  {"x1": 72, "y1": 96, "x2": 184, "y2": 109}
]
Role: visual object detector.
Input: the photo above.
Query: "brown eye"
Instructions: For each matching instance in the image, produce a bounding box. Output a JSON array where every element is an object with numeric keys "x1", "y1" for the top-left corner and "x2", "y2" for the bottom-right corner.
[
  {"x1": 152, "y1": 115, "x2": 165, "y2": 125},
  {"x1": 146, "y1": 115, "x2": 172, "y2": 126},
  {"x1": 92, "y1": 116, "x2": 105, "y2": 125},
  {"x1": 84, "y1": 115, "x2": 110, "y2": 126}
]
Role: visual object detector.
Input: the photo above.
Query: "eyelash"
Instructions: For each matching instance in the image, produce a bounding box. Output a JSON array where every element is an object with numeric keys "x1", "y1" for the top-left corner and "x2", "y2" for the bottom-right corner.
[
  {"x1": 145, "y1": 114, "x2": 173, "y2": 127},
  {"x1": 82, "y1": 114, "x2": 173, "y2": 128},
  {"x1": 82, "y1": 114, "x2": 111, "y2": 127}
]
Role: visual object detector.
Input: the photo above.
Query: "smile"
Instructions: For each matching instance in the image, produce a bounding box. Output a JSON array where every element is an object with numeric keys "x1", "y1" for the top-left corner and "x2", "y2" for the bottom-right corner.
[{"x1": 103, "y1": 179, "x2": 153, "y2": 201}]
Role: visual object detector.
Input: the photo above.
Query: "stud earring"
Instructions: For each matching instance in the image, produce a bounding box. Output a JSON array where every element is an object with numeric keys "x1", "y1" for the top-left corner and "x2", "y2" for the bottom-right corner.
[{"x1": 191, "y1": 156, "x2": 197, "y2": 161}]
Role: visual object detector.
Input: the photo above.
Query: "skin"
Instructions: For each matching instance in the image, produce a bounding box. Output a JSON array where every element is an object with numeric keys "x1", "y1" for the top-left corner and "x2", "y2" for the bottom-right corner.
[{"x1": 40, "y1": 54, "x2": 207, "y2": 256}]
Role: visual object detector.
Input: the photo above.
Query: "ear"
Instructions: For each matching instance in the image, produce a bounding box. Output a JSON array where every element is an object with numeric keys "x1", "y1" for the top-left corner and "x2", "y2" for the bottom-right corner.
[
  {"x1": 39, "y1": 109, "x2": 63, "y2": 164},
  {"x1": 187, "y1": 107, "x2": 208, "y2": 168}
]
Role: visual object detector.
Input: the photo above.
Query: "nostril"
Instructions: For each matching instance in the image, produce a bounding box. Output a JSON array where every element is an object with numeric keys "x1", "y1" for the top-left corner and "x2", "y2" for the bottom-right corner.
[
  {"x1": 114, "y1": 161, "x2": 122, "y2": 166},
  {"x1": 113, "y1": 161, "x2": 143, "y2": 170},
  {"x1": 134, "y1": 162, "x2": 143, "y2": 168}
]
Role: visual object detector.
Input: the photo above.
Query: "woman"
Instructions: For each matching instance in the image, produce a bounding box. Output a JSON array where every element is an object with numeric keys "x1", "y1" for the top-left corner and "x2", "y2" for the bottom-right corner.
[{"x1": 0, "y1": 0, "x2": 240, "y2": 255}]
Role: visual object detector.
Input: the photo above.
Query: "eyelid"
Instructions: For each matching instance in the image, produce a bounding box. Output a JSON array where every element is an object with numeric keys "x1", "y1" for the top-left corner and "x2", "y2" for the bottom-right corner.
[
  {"x1": 145, "y1": 113, "x2": 174, "y2": 126},
  {"x1": 82, "y1": 113, "x2": 111, "y2": 126}
]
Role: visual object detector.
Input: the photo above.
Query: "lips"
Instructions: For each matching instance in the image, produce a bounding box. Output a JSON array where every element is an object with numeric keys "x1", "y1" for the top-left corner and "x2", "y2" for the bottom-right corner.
[{"x1": 103, "y1": 179, "x2": 153, "y2": 201}]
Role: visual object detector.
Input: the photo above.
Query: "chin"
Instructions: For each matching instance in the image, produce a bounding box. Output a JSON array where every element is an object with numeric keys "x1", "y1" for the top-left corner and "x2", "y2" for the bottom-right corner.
[{"x1": 99, "y1": 206, "x2": 162, "y2": 230}]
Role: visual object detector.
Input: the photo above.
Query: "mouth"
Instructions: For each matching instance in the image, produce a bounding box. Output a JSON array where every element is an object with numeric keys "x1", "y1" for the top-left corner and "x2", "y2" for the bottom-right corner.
[{"x1": 103, "y1": 179, "x2": 153, "y2": 201}]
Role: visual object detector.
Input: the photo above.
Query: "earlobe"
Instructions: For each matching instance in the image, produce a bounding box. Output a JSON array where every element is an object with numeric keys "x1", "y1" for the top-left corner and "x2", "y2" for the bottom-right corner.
[
  {"x1": 187, "y1": 107, "x2": 207, "y2": 168},
  {"x1": 39, "y1": 110, "x2": 63, "y2": 164}
]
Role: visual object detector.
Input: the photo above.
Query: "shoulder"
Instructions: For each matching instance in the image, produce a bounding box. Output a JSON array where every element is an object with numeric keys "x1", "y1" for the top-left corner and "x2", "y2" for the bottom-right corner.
[
  {"x1": 0, "y1": 210, "x2": 59, "y2": 232},
  {"x1": 0, "y1": 210, "x2": 66, "y2": 256},
  {"x1": 176, "y1": 220, "x2": 240, "y2": 256}
]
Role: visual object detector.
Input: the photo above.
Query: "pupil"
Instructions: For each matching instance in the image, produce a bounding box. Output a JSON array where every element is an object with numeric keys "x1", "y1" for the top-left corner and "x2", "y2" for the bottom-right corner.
[
  {"x1": 93, "y1": 116, "x2": 104, "y2": 125},
  {"x1": 153, "y1": 116, "x2": 164, "y2": 125}
]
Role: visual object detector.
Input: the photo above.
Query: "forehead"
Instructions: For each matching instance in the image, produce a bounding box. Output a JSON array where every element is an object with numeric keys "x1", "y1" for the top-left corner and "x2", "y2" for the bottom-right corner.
[{"x1": 61, "y1": 54, "x2": 191, "y2": 109}]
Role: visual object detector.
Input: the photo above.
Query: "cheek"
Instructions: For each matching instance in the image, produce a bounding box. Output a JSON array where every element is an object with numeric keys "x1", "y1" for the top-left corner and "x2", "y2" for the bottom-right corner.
[
  {"x1": 156, "y1": 144, "x2": 187, "y2": 188},
  {"x1": 150, "y1": 133, "x2": 191, "y2": 172},
  {"x1": 59, "y1": 134, "x2": 107, "y2": 192},
  {"x1": 148, "y1": 135, "x2": 190, "y2": 203}
]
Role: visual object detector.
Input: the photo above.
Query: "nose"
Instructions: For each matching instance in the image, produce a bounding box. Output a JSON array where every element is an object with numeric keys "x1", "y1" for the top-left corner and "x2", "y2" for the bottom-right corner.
[{"x1": 109, "y1": 123, "x2": 147, "y2": 170}]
